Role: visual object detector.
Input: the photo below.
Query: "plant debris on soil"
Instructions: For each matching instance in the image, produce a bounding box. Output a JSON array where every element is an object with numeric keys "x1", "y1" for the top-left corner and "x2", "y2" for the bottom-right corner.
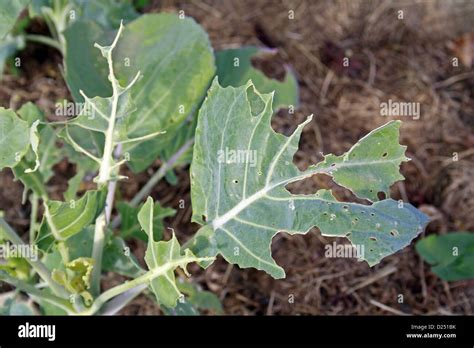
[{"x1": 1, "y1": 0, "x2": 473, "y2": 315}]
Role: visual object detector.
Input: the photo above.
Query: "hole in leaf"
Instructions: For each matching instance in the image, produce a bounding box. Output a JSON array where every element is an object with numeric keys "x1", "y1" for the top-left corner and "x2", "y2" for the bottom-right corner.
[
  {"x1": 346, "y1": 232, "x2": 352, "y2": 237},
  {"x1": 202, "y1": 215, "x2": 207, "y2": 222},
  {"x1": 233, "y1": 179, "x2": 239, "y2": 184},
  {"x1": 390, "y1": 229, "x2": 399, "y2": 237},
  {"x1": 377, "y1": 191, "x2": 386, "y2": 200},
  {"x1": 370, "y1": 213, "x2": 375, "y2": 217},
  {"x1": 382, "y1": 152, "x2": 388, "y2": 157},
  {"x1": 369, "y1": 236, "x2": 377, "y2": 241}
]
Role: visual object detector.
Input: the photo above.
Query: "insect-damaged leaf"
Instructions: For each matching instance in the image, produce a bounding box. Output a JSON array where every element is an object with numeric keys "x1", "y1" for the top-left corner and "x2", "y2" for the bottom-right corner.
[
  {"x1": 138, "y1": 197, "x2": 213, "y2": 308},
  {"x1": 64, "y1": 13, "x2": 216, "y2": 172},
  {"x1": 416, "y1": 232, "x2": 474, "y2": 281},
  {"x1": 189, "y1": 79, "x2": 429, "y2": 278}
]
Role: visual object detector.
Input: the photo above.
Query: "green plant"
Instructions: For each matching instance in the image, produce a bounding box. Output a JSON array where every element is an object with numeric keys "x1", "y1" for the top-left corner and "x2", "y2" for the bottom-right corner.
[
  {"x1": 0, "y1": 5, "x2": 428, "y2": 315},
  {"x1": 416, "y1": 232, "x2": 474, "y2": 281}
]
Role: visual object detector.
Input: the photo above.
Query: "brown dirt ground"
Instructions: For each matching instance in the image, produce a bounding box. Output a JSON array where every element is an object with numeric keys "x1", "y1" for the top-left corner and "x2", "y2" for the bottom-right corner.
[{"x1": 1, "y1": 0, "x2": 474, "y2": 315}]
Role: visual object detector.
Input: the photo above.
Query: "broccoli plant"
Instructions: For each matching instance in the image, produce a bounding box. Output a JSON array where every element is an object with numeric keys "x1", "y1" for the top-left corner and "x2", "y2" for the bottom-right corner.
[{"x1": 0, "y1": 7, "x2": 428, "y2": 315}]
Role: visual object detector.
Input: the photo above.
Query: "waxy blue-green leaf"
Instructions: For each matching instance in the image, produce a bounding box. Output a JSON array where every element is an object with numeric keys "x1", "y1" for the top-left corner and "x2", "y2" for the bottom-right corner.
[
  {"x1": 64, "y1": 13, "x2": 216, "y2": 173},
  {"x1": 0, "y1": 107, "x2": 30, "y2": 170},
  {"x1": 416, "y1": 232, "x2": 474, "y2": 281},
  {"x1": 0, "y1": 0, "x2": 29, "y2": 39},
  {"x1": 216, "y1": 46, "x2": 298, "y2": 110},
  {"x1": 139, "y1": 197, "x2": 214, "y2": 308},
  {"x1": 189, "y1": 80, "x2": 429, "y2": 278},
  {"x1": 36, "y1": 189, "x2": 106, "y2": 251}
]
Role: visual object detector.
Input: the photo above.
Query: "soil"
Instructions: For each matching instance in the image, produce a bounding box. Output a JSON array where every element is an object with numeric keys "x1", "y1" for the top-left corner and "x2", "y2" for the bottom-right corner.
[{"x1": 1, "y1": 0, "x2": 473, "y2": 315}]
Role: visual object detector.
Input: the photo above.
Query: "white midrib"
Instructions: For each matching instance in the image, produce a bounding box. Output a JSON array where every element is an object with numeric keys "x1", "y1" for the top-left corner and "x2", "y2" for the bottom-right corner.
[{"x1": 211, "y1": 152, "x2": 406, "y2": 230}]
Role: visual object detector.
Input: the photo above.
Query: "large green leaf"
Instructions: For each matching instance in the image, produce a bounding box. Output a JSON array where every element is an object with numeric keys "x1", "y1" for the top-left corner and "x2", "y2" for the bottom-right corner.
[
  {"x1": 70, "y1": 0, "x2": 138, "y2": 29},
  {"x1": 0, "y1": 0, "x2": 29, "y2": 39},
  {"x1": 138, "y1": 197, "x2": 213, "y2": 308},
  {"x1": 216, "y1": 47, "x2": 298, "y2": 110},
  {"x1": 189, "y1": 80, "x2": 429, "y2": 278},
  {"x1": 416, "y1": 232, "x2": 474, "y2": 281},
  {"x1": 117, "y1": 201, "x2": 175, "y2": 242},
  {"x1": 0, "y1": 107, "x2": 30, "y2": 170},
  {"x1": 64, "y1": 13, "x2": 216, "y2": 172}
]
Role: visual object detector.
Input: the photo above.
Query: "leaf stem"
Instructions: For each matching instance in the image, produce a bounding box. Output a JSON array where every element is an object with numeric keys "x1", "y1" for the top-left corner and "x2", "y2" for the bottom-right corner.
[
  {"x1": 25, "y1": 34, "x2": 62, "y2": 52},
  {"x1": 110, "y1": 138, "x2": 194, "y2": 229},
  {"x1": 80, "y1": 255, "x2": 214, "y2": 315},
  {"x1": 90, "y1": 24, "x2": 125, "y2": 296},
  {"x1": 28, "y1": 193, "x2": 38, "y2": 243},
  {"x1": 0, "y1": 272, "x2": 74, "y2": 314}
]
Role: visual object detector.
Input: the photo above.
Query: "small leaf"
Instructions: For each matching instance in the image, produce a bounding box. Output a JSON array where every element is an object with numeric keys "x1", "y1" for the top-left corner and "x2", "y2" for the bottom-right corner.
[
  {"x1": 24, "y1": 120, "x2": 40, "y2": 173},
  {"x1": 138, "y1": 197, "x2": 213, "y2": 308},
  {"x1": 0, "y1": 107, "x2": 30, "y2": 170},
  {"x1": 117, "y1": 201, "x2": 175, "y2": 242},
  {"x1": 51, "y1": 257, "x2": 94, "y2": 306},
  {"x1": 64, "y1": 169, "x2": 85, "y2": 202},
  {"x1": 190, "y1": 80, "x2": 428, "y2": 278},
  {"x1": 36, "y1": 189, "x2": 106, "y2": 251},
  {"x1": 216, "y1": 46, "x2": 298, "y2": 110},
  {"x1": 102, "y1": 235, "x2": 144, "y2": 278},
  {"x1": 416, "y1": 232, "x2": 474, "y2": 281}
]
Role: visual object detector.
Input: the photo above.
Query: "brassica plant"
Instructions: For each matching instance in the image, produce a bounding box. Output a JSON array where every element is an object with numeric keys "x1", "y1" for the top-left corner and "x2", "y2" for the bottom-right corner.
[{"x1": 0, "y1": 1, "x2": 428, "y2": 315}]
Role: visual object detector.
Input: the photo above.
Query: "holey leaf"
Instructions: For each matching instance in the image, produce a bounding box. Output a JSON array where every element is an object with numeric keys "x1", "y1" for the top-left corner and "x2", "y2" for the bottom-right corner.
[
  {"x1": 138, "y1": 197, "x2": 214, "y2": 308},
  {"x1": 189, "y1": 79, "x2": 429, "y2": 278}
]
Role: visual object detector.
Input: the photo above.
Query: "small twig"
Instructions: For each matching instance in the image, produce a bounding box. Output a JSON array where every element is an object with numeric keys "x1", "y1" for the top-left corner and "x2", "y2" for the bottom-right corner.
[
  {"x1": 345, "y1": 264, "x2": 397, "y2": 294},
  {"x1": 369, "y1": 299, "x2": 410, "y2": 316}
]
